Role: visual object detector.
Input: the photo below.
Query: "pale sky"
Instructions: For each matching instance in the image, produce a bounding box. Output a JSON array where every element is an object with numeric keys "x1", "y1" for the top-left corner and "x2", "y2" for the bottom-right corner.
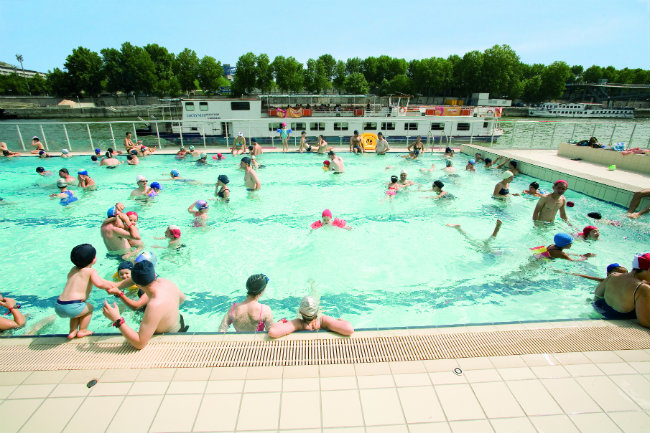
[{"x1": 2, "y1": 0, "x2": 649, "y2": 73}]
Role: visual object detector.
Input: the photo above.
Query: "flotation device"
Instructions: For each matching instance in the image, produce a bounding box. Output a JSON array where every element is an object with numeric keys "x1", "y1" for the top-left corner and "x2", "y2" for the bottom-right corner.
[
  {"x1": 113, "y1": 272, "x2": 138, "y2": 290},
  {"x1": 530, "y1": 245, "x2": 551, "y2": 260},
  {"x1": 276, "y1": 109, "x2": 286, "y2": 118},
  {"x1": 360, "y1": 133, "x2": 377, "y2": 151}
]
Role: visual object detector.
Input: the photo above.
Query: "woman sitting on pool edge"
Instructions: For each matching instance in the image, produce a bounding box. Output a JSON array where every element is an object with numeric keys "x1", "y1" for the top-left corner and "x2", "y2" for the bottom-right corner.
[
  {"x1": 219, "y1": 274, "x2": 274, "y2": 332},
  {"x1": 268, "y1": 295, "x2": 354, "y2": 338},
  {"x1": 310, "y1": 209, "x2": 351, "y2": 230}
]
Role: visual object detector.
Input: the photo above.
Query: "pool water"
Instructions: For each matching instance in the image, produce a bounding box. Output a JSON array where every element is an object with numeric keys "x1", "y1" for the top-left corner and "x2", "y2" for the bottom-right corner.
[{"x1": 0, "y1": 152, "x2": 647, "y2": 335}]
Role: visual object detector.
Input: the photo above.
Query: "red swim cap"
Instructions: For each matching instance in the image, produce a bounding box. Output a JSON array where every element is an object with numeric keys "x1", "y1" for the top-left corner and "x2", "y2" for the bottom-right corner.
[
  {"x1": 582, "y1": 226, "x2": 597, "y2": 237},
  {"x1": 323, "y1": 160, "x2": 330, "y2": 166},
  {"x1": 322, "y1": 209, "x2": 332, "y2": 218}
]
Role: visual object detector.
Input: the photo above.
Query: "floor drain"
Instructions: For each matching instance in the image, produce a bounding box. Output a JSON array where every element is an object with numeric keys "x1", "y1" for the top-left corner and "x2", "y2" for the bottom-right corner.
[{"x1": 453, "y1": 368, "x2": 463, "y2": 375}]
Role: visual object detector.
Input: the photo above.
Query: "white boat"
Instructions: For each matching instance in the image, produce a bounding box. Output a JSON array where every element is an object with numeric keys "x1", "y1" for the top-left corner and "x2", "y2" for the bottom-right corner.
[
  {"x1": 528, "y1": 102, "x2": 634, "y2": 119},
  {"x1": 159, "y1": 95, "x2": 504, "y2": 146}
]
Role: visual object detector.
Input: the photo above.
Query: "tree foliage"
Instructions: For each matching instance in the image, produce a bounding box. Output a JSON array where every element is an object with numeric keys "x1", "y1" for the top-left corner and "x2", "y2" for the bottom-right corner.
[{"x1": 64, "y1": 47, "x2": 104, "y2": 97}]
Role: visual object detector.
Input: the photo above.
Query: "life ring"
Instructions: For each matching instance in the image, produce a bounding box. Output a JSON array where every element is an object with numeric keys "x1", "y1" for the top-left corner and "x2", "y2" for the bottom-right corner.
[
  {"x1": 360, "y1": 133, "x2": 377, "y2": 151},
  {"x1": 113, "y1": 272, "x2": 138, "y2": 290},
  {"x1": 276, "y1": 109, "x2": 286, "y2": 118}
]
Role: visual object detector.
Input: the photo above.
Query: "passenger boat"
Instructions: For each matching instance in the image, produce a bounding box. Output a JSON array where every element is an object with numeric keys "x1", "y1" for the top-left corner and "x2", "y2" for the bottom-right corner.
[
  {"x1": 141, "y1": 95, "x2": 505, "y2": 146},
  {"x1": 528, "y1": 102, "x2": 634, "y2": 119}
]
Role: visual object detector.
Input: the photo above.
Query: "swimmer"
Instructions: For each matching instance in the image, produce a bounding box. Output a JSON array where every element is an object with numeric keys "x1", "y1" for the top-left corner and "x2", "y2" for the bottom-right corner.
[
  {"x1": 36, "y1": 167, "x2": 53, "y2": 176},
  {"x1": 577, "y1": 225, "x2": 599, "y2": 241},
  {"x1": 61, "y1": 148, "x2": 70, "y2": 158},
  {"x1": 101, "y1": 204, "x2": 141, "y2": 254},
  {"x1": 127, "y1": 149, "x2": 140, "y2": 165},
  {"x1": 130, "y1": 175, "x2": 150, "y2": 199},
  {"x1": 446, "y1": 219, "x2": 502, "y2": 250},
  {"x1": 421, "y1": 180, "x2": 452, "y2": 199},
  {"x1": 401, "y1": 149, "x2": 420, "y2": 160},
  {"x1": 153, "y1": 225, "x2": 183, "y2": 249},
  {"x1": 56, "y1": 243, "x2": 116, "y2": 339},
  {"x1": 30, "y1": 136, "x2": 45, "y2": 154},
  {"x1": 2, "y1": 149, "x2": 20, "y2": 157},
  {"x1": 350, "y1": 130, "x2": 364, "y2": 154},
  {"x1": 118, "y1": 210, "x2": 144, "y2": 260},
  {"x1": 532, "y1": 233, "x2": 594, "y2": 261},
  {"x1": 0, "y1": 142, "x2": 8, "y2": 152},
  {"x1": 322, "y1": 160, "x2": 331, "y2": 171},
  {"x1": 218, "y1": 274, "x2": 274, "y2": 332},
  {"x1": 375, "y1": 132, "x2": 391, "y2": 155},
  {"x1": 555, "y1": 263, "x2": 627, "y2": 285},
  {"x1": 533, "y1": 180, "x2": 569, "y2": 224},
  {"x1": 465, "y1": 159, "x2": 476, "y2": 172},
  {"x1": 310, "y1": 209, "x2": 351, "y2": 230},
  {"x1": 146, "y1": 182, "x2": 162, "y2": 199},
  {"x1": 250, "y1": 138, "x2": 263, "y2": 156},
  {"x1": 277, "y1": 124, "x2": 291, "y2": 153},
  {"x1": 188, "y1": 200, "x2": 209, "y2": 227},
  {"x1": 50, "y1": 179, "x2": 78, "y2": 206},
  {"x1": 419, "y1": 163, "x2": 436, "y2": 174},
  {"x1": 268, "y1": 294, "x2": 354, "y2": 338},
  {"x1": 38, "y1": 150, "x2": 51, "y2": 158},
  {"x1": 187, "y1": 145, "x2": 200, "y2": 157},
  {"x1": 523, "y1": 181, "x2": 543, "y2": 197},
  {"x1": 241, "y1": 156, "x2": 261, "y2": 191},
  {"x1": 474, "y1": 152, "x2": 485, "y2": 162},
  {"x1": 196, "y1": 153, "x2": 208, "y2": 165},
  {"x1": 444, "y1": 146, "x2": 454, "y2": 157},
  {"x1": 0, "y1": 294, "x2": 26, "y2": 332},
  {"x1": 443, "y1": 159, "x2": 457, "y2": 175},
  {"x1": 493, "y1": 171, "x2": 519, "y2": 199},
  {"x1": 232, "y1": 132, "x2": 246, "y2": 155},
  {"x1": 398, "y1": 169, "x2": 414, "y2": 187},
  {"x1": 386, "y1": 175, "x2": 402, "y2": 197},
  {"x1": 90, "y1": 155, "x2": 99, "y2": 163},
  {"x1": 77, "y1": 169, "x2": 96, "y2": 190},
  {"x1": 100, "y1": 150, "x2": 122, "y2": 167},
  {"x1": 214, "y1": 152, "x2": 225, "y2": 160},
  {"x1": 175, "y1": 147, "x2": 188, "y2": 159},
  {"x1": 327, "y1": 151, "x2": 345, "y2": 174},
  {"x1": 58, "y1": 168, "x2": 75, "y2": 184},
  {"x1": 215, "y1": 174, "x2": 230, "y2": 202},
  {"x1": 587, "y1": 212, "x2": 622, "y2": 227},
  {"x1": 316, "y1": 135, "x2": 330, "y2": 154},
  {"x1": 484, "y1": 157, "x2": 494, "y2": 168}
]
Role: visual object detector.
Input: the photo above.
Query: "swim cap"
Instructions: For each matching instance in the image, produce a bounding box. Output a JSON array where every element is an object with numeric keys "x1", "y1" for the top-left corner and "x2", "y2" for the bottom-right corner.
[
  {"x1": 170, "y1": 169, "x2": 179, "y2": 177},
  {"x1": 323, "y1": 160, "x2": 330, "y2": 166},
  {"x1": 91, "y1": 155, "x2": 98, "y2": 161},
  {"x1": 107, "y1": 206, "x2": 117, "y2": 218},
  {"x1": 241, "y1": 156, "x2": 252, "y2": 165},
  {"x1": 468, "y1": 159, "x2": 475, "y2": 165},
  {"x1": 130, "y1": 149, "x2": 138, "y2": 155},
  {"x1": 322, "y1": 209, "x2": 332, "y2": 218},
  {"x1": 126, "y1": 211, "x2": 138, "y2": 220},
  {"x1": 434, "y1": 180, "x2": 444, "y2": 189},
  {"x1": 200, "y1": 153, "x2": 207, "y2": 159},
  {"x1": 238, "y1": 132, "x2": 244, "y2": 137},
  {"x1": 281, "y1": 122, "x2": 287, "y2": 127},
  {"x1": 131, "y1": 260, "x2": 156, "y2": 286},
  {"x1": 70, "y1": 243, "x2": 96, "y2": 268},
  {"x1": 36, "y1": 166, "x2": 45, "y2": 173},
  {"x1": 94, "y1": 148, "x2": 101, "y2": 155},
  {"x1": 391, "y1": 175, "x2": 398, "y2": 183},
  {"x1": 587, "y1": 212, "x2": 602, "y2": 220},
  {"x1": 150, "y1": 182, "x2": 161, "y2": 190},
  {"x1": 217, "y1": 153, "x2": 223, "y2": 158},
  {"x1": 567, "y1": 201, "x2": 575, "y2": 207},
  {"x1": 39, "y1": 150, "x2": 45, "y2": 155},
  {"x1": 606, "y1": 263, "x2": 621, "y2": 274},
  {"x1": 57, "y1": 179, "x2": 67, "y2": 188},
  {"x1": 554, "y1": 180, "x2": 568, "y2": 186},
  {"x1": 118, "y1": 261, "x2": 134, "y2": 271},
  {"x1": 135, "y1": 251, "x2": 157, "y2": 266},
  {"x1": 217, "y1": 174, "x2": 229, "y2": 184},
  {"x1": 400, "y1": 169, "x2": 408, "y2": 175},
  {"x1": 445, "y1": 147, "x2": 452, "y2": 153},
  {"x1": 168, "y1": 225, "x2": 181, "y2": 239},
  {"x1": 78, "y1": 169, "x2": 88, "y2": 176},
  {"x1": 62, "y1": 149, "x2": 69, "y2": 154},
  {"x1": 141, "y1": 146, "x2": 147, "y2": 150},
  {"x1": 251, "y1": 138, "x2": 258, "y2": 143},
  {"x1": 189, "y1": 145, "x2": 195, "y2": 151},
  {"x1": 502, "y1": 170, "x2": 514, "y2": 180},
  {"x1": 299, "y1": 296, "x2": 319, "y2": 320},
  {"x1": 582, "y1": 226, "x2": 597, "y2": 238},
  {"x1": 136, "y1": 175, "x2": 146, "y2": 182},
  {"x1": 195, "y1": 200, "x2": 209, "y2": 210},
  {"x1": 445, "y1": 160, "x2": 452, "y2": 167},
  {"x1": 246, "y1": 274, "x2": 269, "y2": 296},
  {"x1": 632, "y1": 253, "x2": 650, "y2": 270},
  {"x1": 32, "y1": 136, "x2": 39, "y2": 140},
  {"x1": 554, "y1": 233, "x2": 573, "y2": 248}
]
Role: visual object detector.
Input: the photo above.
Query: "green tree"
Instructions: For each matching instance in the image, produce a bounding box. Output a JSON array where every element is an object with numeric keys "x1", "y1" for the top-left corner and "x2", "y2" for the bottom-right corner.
[
  {"x1": 343, "y1": 72, "x2": 369, "y2": 94},
  {"x1": 446, "y1": 54, "x2": 462, "y2": 95},
  {"x1": 482, "y1": 44, "x2": 522, "y2": 98},
  {"x1": 521, "y1": 75, "x2": 543, "y2": 103},
  {"x1": 333, "y1": 60, "x2": 346, "y2": 93},
  {"x1": 64, "y1": 46, "x2": 104, "y2": 96},
  {"x1": 583, "y1": 65, "x2": 603, "y2": 83},
  {"x1": 345, "y1": 57, "x2": 363, "y2": 75},
  {"x1": 232, "y1": 52, "x2": 257, "y2": 95},
  {"x1": 456, "y1": 51, "x2": 484, "y2": 96},
  {"x1": 317, "y1": 54, "x2": 336, "y2": 81},
  {"x1": 601, "y1": 66, "x2": 618, "y2": 83},
  {"x1": 100, "y1": 47, "x2": 123, "y2": 94},
  {"x1": 46, "y1": 67, "x2": 73, "y2": 97},
  {"x1": 540, "y1": 61, "x2": 571, "y2": 99},
  {"x1": 174, "y1": 48, "x2": 200, "y2": 93},
  {"x1": 0, "y1": 73, "x2": 29, "y2": 95},
  {"x1": 273, "y1": 56, "x2": 303, "y2": 92},
  {"x1": 379, "y1": 74, "x2": 411, "y2": 95},
  {"x1": 198, "y1": 55, "x2": 223, "y2": 94},
  {"x1": 570, "y1": 65, "x2": 584, "y2": 83},
  {"x1": 144, "y1": 44, "x2": 176, "y2": 96},
  {"x1": 120, "y1": 42, "x2": 156, "y2": 95},
  {"x1": 256, "y1": 54, "x2": 274, "y2": 93},
  {"x1": 29, "y1": 74, "x2": 49, "y2": 95},
  {"x1": 631, "y1": 68, "x2": 650, "y2": 84},
  {"x1": 304, "y1": 58, "x2": 329, "y2": 93}
]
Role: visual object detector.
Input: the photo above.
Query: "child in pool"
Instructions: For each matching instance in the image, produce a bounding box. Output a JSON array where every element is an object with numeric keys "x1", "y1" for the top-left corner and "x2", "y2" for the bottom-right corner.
[
  {"x1": 523, "y1": 181, "x2": 544, "y2": 197},
  {"x1": 188, "y1": 200, "x2": 209, "y2": 227},
  {"x1": 310, "y1": 209, "x2": 351, "y2": 230},
  {"x1": 50, "y1": 179, "x2": 78, "y2": 206},
  {"x1": 531, "y1": 233, "x2": 595, "y2": 261},
  {"x1": 153, "y1": 225, "x2": 183, "y2": 249}
]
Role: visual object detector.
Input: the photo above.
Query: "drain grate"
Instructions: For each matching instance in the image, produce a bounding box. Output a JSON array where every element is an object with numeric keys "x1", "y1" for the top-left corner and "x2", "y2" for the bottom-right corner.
[{"x1": 1, "y1": 325, "x2": 648, "y2": 371}]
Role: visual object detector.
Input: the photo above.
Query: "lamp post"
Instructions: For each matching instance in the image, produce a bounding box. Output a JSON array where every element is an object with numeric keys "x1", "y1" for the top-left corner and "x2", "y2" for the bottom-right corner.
[{"x1": 15, "y1": 54, "x2": 31, "y2": 95}]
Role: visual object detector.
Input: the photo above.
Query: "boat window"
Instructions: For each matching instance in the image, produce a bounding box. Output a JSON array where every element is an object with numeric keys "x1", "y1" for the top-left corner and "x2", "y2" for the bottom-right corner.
[
  {"x1": 363, "y1": 122, "x2": 377, "y2": 130},
  {"x1": 483, "y1": 122, "x2": 488, "y2": 128},
  {"x1": 231, "y1": 101, "x2": 250, "y2": 110},
  {"x1": 291, "y1": 122, "x2": 306, "y2": 130},
  {"x1": 431, "y1": 123, "x2": 444, "y2": 131},
  {"x1": 191, "y1": 127, "x2": 198, "y2": 131},
  {"x1": 199, "y1": 102, "x2": 208, "y2": 111},
  {"x1": 185, "y1": 102, "x2": 195, "y2": 111},
  {"x1": 334, "y1": 122, "x2": 349, "y2": 131},
  {"x1": 457, "y1": 123, "x2": 470, "y2": 131},
  {"x1": 268, "y1": 123, "x2": 282, "y2": 131},
  {"x1": 404, "y1": 123, "x2": 418, "y2": 131},
  {"x1": 381, "y1": 122, "x2": 395, "y2": 130},
  {"x1": 310, "y1": 122, "x2": 326, "y2": 131}
]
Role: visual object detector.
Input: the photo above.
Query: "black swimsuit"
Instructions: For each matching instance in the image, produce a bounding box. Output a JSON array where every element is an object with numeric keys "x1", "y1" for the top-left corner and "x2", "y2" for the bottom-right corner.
[
  {"x1": 593, "y1": 282, "x2": 643, "y2": 320},
  {"x1": 217, "y1": 187, "x2": 230, "y2": 202}
]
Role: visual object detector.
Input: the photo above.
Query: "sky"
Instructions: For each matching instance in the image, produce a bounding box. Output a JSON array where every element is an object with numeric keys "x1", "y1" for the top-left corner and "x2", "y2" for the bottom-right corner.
[{"x1": 2, "y1": 0, "x2": 649, "y2": 73}]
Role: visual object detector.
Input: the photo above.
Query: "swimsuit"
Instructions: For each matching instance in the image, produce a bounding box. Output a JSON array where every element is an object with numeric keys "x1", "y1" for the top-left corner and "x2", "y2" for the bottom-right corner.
[
  {"x1": 530, "y1": 245, "x2": 551, "y2": 259},
  {"x1": 178, "y1": 314, "x2": 189, "y2": 333},
  {"x1": 54, "y1": 299, "x2": 86, "y2": 318},
  {"x1": 217, "y1": 187, "x2": 229, "y2": 201},
  {"x1": 498, "y1": 188, "x2": 509, "y2": 196},
  {"x1": 59, "y1": 190, "x2": 78, "y2": 206},
  {"x1": 229, "y1": 303, "x2": 265, "y2": 332},
  {"x1": 594, "y1": 282, "x2": 643, "y2": 320}
]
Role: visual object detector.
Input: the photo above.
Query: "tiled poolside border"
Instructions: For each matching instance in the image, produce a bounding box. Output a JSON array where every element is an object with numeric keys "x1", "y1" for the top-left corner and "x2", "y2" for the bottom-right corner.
[{"x1": 461, "y1": 144, "x2": 650, "y2": 209}]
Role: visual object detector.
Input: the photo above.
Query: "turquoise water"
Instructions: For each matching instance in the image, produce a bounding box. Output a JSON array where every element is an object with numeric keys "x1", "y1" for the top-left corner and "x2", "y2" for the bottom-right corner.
[{"x1": 0, "y1": 152, "x2": 648, "y2": 335}]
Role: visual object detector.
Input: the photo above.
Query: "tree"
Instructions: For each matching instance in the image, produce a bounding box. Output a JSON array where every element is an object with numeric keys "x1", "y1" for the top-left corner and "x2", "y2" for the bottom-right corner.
[
  {"x1": 304, "y1": 58, "x2": 329, "y2": 93},
  {"x1": 273, "y1": 56, "x2": 303, "y2": 92},
  {"x1": 456, "y1": 51, "x2": 484, "y2": 96},
  {"x1": 198, "y1": 55, "x2": 223, "y2": 94},
  {"x1": 101, "y1": 47, "x2": 123, "y2": 94},
  {"x1": 482, "y1": 44, "x2": 522, "y2": 98},
  {"x1": 343, "y1": 72, "x2": 369, "y2": 94},
  {"x1": 379, "y1": 74, "x2": 411, "y2": 96},
  {"x1": 570, "y1": 65, "x2": 584, "y2": 83},
  {"x1": 232, "y1": 52, "x2": 257, "y2": 96},
  {"x1": 120, "y1": 42, "x2": 156, "y2": 95},
  {"x1": 46, "y1": 67, "x2": 73, "y2": 97},
  {"x1": 174, "y1": 48, "x2": 200, "y2": 93},
  {"x1": 145, "y1": 44, "x2": 176, "y2": 96},
  {"x1": 317, "y1": 54, "x2": 336, "y2": 81},
  {"x1": 256, "y1": 54, "x2": 273, "y2": 93},
  {"x1": 0, "y1": 73, "x2": 29, "y2": 95},
  {"x1": 540, "y1": 61, "x2": 571, "y2": 100},
  {"x1": 29, "y1": 74, "x2": 49, "y2": 95},
  {"x1": 333, "y1": 61, "x2": 346, "y2": 94},
  {"x1": 583, "y1": 65, "x2": 603, "y2": 83},
  {"x1": 64, "y1": 46, "x2": 104, "y2": 97},
  {"x1": 345, "y1": 57, "x2": 363, "y2": 75},
  {"x1": 521, "y1": 75, "x2": 543, "y2": 103}
]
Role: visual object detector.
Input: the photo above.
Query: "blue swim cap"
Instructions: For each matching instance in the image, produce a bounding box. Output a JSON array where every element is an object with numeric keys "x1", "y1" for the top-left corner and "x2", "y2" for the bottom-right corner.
[
  {"x1": 469, "y1": 159, "x2": 476, "y2": 165},
  {"x1": 195, "y1": 200, "x2": 209, "y2": 210},
  {"x1": 554, "y1": 233, "x2": 573, "y2": 248},
  {"x1": 150, "y1": 181, "x2": 161, "y2": 190},
  {"x1": 170, "y1": 169, "x2": 179, "y2": 177},
  {"x1": 606, "y1": 263, "x2": 621, "y2": 274},
  {"x1": 135, "y1": 251, "x2": 157, "y2": 266},
  {"x1": 94, "y1": 148, "x2": 101, "y2": 154},
  {"x1": 107, "y1": 206, "x2": 117, "y2": 218},
  {"x1": 78, "y1": 169, "x2": 88, "y2": 176}
]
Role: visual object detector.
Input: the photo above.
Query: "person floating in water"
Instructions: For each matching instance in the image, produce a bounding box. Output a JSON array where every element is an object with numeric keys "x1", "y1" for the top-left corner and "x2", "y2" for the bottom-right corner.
[
  {"x1": 310, "y1": 209, "x2": 351, "y2": 230},
  {"x1": 577, "y1": 225, "x2": 599, "y2": 241},
  {"x1": 446, "y1": 219, "x2": 502, "y2": 250},
  {"x1": 268, "y1": 294, "x2": 354, "y2": 338},
  {"x1": 196, "y1": 153, "x2": 209, "y2": 165},
  {"x1": 36, "y1": 167, "x2": 53, "y2": 176},
  {"x1": 532, "y1": 180, "x2": 569, "y2": 224},
  {"x1": 218, "y1": 274, "x2": 274, "y2": 332},
  {"x1": 530, "y1": 233, "x2": 594, "y2": 261},
  {"x1": 153, "y1": 225, "x2": 183, "y2": 249},
  {"x1": 421, "y1": 180, "x2": 452, "y2": 199}
]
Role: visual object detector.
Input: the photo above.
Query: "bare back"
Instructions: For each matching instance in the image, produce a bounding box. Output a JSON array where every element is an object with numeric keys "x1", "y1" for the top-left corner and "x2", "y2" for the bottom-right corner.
[
  {"x1": 143, "y1": 278, "x2": 185, "y2": 333},
  {"x1": 101, "y1": 220, "x2": 130, "y2": 252},
  {"x1": 223, "y1": 301, "x2": 272, "y2": 332},
  {"x1": 598, "y1": 272, "x2": 645, "y2": 313},
  {"x1": 60, "y1": 267, "x2": 94, "y2": 301}
]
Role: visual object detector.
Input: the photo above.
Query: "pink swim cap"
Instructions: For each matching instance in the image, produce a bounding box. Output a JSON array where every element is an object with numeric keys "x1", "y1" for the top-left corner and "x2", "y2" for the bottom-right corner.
[
  {"x1": 554, "y1": 180, "x2": 568, "y2": 186},
  {"x1": 323, "y1": 160, "x2": 330, "y2": 166},
  {"x1": 322, "y1": 209, "x2": 332, "y2": 218},
  {"x1": 582, "y1": 226, "x2": 597, "y2": 237}
]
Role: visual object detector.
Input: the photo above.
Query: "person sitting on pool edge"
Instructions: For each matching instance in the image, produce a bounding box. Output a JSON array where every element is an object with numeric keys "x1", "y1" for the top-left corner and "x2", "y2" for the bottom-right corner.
[
  {"x1": 531, "y1": 233, "x2": 594, "y2": 261},
  {"x1": 268, "y1": 295, "x2": 354, "y2": 338},
  {"x1": 311, "y1": 209, "x2": 351, "y2": 230},
  {"x1": 219, "y1": 274, "x2": 274, "y2": 333},
  {"x1": 105, "y1": 260, "x2": 188, "y2": 349},
  {"x1": 594, "y1": 253, "x2": 650, "y2": 328}
]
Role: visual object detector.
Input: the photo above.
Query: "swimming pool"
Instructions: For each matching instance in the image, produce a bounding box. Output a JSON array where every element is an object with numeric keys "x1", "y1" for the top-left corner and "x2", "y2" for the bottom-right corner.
[{"x1": 0, "y1": 152, "x2": 647, "y2": 335}]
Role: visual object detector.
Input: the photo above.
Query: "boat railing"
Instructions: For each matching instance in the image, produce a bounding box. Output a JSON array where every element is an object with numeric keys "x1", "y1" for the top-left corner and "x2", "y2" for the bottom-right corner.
[{"x1": 1, "y1": 118, "x2": 648, "y2": 152}]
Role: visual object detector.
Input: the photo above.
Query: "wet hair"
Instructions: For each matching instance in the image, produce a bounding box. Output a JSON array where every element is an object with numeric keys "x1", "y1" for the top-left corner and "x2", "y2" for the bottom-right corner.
[
  {"x1": 509, "y1": 160, "x2": 518, "y2": 168},
  {"x1": 485, "y1": 158, "x2": 492, "y2": 164},
  {"x1": 246, "y1": 274, "x2": 269, "y2": 296},
  {"x1": 70, "y1": 243, "x2": 96, "y2": 268},
  {"x1": 328, "y1": 150, "x2": 335, "y2": 156},
  {"x1": 240, "y1": 156, "x2": 251, "y2": 165},
  {"x1": 59, "y1": 168, "x2": 69, "y2": 175},
  {"x1": 434, "y1": 180, "x2": 444, "y2": 189},
  {"x1": 529, "y1": 181, "x2": 539, "y2": 189},
  {"x1": 248, "y1": 145, "x2": 253, "y2": 151},
  {"x1": 126, "y1": 155, "x2": 133, "y2": 161},
  {"x1": 36, "y1": 167, "x2": 45, "y2": 173},
  {"x1": 125, "y1": 132, "x2": 131, "y2": 136},
  {"x1": 107, "y1": 147, "x2": 114, "y2": 153},
  {"x1": 390, "y1": 175, "x2": 398, "y2": 183},
  {"x1": 587, "y1": 212, "x2": 602, "y2": 220},
  {"x1": 2, "y1": 150, "x2": 9, "y2": 156},
  {"x1": 105, "y1": 151, "x2": 112, "y2": 158},
  {"x1": 91, "y1": 155, "x2": 98, "y2": 161}
]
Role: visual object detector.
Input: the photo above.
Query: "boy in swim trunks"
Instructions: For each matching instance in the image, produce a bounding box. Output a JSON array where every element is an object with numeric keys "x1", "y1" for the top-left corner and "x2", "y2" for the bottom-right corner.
[
  {"x1": 523, "y1": 181, "x2": 543, "y2": 197},
  {"x1": 533, "y1": 180, "x2": 569, "y2": 224},
  {"x1": 30, "y1": 136, "x2": 45, "y2": 154},
  {"x1": 268, "y1": 295, "x2": 354, "y2": 338},
  {"x1": 349, "y1": 130, "x2": 364, "y2": 154},
  {"x1": 327, "y1": 151, "x2": 344, "y2": 173},
  {"x1": 56, "y1": 244, "x2": 116, "y2": 339},
  {"x1": 241, "y1": 157, "x2": 261, "y2": 191}
]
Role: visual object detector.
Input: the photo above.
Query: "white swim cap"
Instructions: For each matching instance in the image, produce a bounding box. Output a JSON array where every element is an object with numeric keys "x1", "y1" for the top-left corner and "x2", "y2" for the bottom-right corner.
[
  {"x1": 136, "y1": 175, "x2": 147, "y2": 182},
  {"x1": 238, "y1": 132, "x2": 244, "y2": 137},
  {"x1": 400, "y1": 169, "x2": 408, "y2": 175},
  {"x1": 502, "y1": 170, "x2": 514, "y2": 180},
  {"x1": 299, "y1": 296, "x2": 320, "y2": 319}
]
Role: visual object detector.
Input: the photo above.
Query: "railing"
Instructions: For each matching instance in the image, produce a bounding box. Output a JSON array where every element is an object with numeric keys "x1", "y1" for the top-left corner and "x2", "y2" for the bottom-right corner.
[{"x1": 1, "y1": 118, "x2": 648, "y2": 152}]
